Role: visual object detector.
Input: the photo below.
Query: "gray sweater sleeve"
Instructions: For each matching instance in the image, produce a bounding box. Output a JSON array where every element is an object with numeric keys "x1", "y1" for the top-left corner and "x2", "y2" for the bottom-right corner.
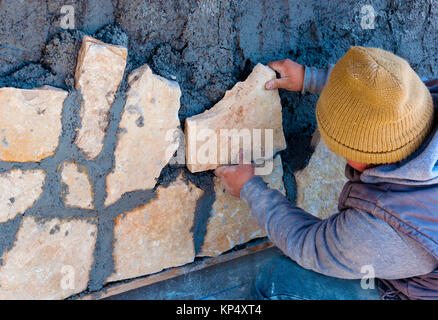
[
  {"x1": 301, "y1": 64, "x2": 335, "y2": 94},
  {"x1": 241, "y1": 176, "x2": 438, "y2": 280}
]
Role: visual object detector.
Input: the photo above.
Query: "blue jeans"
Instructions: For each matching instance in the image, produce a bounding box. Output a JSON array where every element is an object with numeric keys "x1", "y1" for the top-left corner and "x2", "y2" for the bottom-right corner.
[{"x1": 252, "y1": 255, "x2": 381, "y2": 300}]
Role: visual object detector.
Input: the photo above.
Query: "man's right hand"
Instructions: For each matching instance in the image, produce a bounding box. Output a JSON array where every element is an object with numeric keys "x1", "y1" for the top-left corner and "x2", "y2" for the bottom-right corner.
[{"x1": 265, "y1": 59, "x2": 305, "y2": 92}]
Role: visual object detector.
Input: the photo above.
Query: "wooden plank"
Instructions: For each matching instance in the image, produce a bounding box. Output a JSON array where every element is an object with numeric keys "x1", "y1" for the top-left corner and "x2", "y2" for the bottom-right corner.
[{"x1": 79, "y1": 240, "x2": 273, "y2": 300}]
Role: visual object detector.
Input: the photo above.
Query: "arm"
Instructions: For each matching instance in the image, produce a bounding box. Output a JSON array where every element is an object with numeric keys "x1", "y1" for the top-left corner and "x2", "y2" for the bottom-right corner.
[
  {"x1": 240, "y1": 176, "x2": 438, "y2": 279},
  {"x1": 265, "y1": 58, "x2": 334, "y2": 95},
  {"x1": 284, "y1": 67, "x2": 435, "y2": 95},
  {"x1": 301, "y1": 64, "x2": 335, "y2": 94}
]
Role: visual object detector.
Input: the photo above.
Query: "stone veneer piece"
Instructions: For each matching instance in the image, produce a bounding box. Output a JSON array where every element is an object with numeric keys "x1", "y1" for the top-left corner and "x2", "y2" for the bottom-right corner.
[
  {"x1": 0, "y1": 86, "x2": 67, "y2": 162},
  {"x1": 0, "y1": 217, "x2": 97, "y2": 300},
  {"x1": 199, "y1": 155, "x2": 285, "y2": 257},
  {"x1": 105, "y1": 64, "x2": 181, "y2": 206},
  {"x1": 108, "y1": 175, "x2": 203, "y2": 282},
  {"x1": 0, "y1": 169, "x2": 46, "y2": 223},
  {"x1": 74, "y1": 36, "x2": 127, "y2": 159},
  {"x1": 61, "y1": 162, "x2": 94, "y2": 209},
  {"x1": 294, "y1": 137, "x2": 348, "y2": 219},
  {"x1": 185, "y1": 63, "x2": 286, "y2": 173}
]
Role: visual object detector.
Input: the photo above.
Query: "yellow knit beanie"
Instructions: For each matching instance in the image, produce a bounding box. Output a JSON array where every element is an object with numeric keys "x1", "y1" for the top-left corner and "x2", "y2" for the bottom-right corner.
[{"x1": 316, "y1": 46, "x2": 434, "y2": 164}]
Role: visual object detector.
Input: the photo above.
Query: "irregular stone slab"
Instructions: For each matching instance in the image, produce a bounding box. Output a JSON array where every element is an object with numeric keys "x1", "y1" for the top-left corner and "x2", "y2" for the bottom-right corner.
[
  {"x1": 199, "y1": 155, "x2": 285, "y2": 257},
  {"x1": 105, "y1": 64, "x2": 181, "y2": 206},
  {"x1": 61, "y1": 162, "x2": 94, "y2": 209},
  {"x1": 108, "y1": 175, "x2": 203, "y2": 282},
  {"x1": 74, "y1": 36, "x2": 127, "y2": 159},
  {"x1": 185, "y1": 63, "x2": 286, "y2": 173},
  {"x1": 0, "y1": 86, "x2": 67, "y2": 162},
  {"x1": 294, "y1": 136, "x2": 348, "y2": 219},
  {"x1": 0, "y1": 169, "x2": 46, "y2": 223},
  {"x1": 0, "y1": 217, "x2": 97, "y2": 300}
]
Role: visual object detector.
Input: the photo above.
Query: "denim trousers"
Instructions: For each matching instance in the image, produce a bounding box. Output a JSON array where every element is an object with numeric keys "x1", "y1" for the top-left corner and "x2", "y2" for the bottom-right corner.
[{"x1": 252, "y1": 255, "x2": 381, "y2": 300}]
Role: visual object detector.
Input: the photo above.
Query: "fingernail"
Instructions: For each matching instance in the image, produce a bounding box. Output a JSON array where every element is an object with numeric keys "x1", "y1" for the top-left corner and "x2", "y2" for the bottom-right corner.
[{"x1": 265, "y1": 81, "x2": 273, "y2": 90}]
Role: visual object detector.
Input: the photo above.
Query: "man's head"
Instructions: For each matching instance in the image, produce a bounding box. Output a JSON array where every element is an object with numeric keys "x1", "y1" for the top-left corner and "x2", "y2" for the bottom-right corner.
[{"x1": 317, "y1": 46, "x2": 434, "y2": 168}]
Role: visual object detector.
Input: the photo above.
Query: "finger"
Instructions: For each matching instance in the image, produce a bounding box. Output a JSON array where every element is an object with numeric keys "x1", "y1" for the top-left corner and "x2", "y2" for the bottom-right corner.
[
  {"x1": 267, "y1": 60, "x2": 286, "y2": 74},
  {"x1": 214, "y1": 165, "x2": 227, "y2": 177},
  {"x1": 265, "y1": 77, "x2": 291, "y2": 90}
]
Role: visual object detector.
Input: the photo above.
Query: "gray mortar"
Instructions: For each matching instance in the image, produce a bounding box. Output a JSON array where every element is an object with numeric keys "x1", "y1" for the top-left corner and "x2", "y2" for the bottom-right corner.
[
  {"x1": 182, "y1": 170, "x2": 216, "y2": 255},
  {"x1": 0, "y1": 0, "x2": 437, "y2": 298},
  {"x1": 0, "y1": 216, "x2": 22, "y2": 267}
]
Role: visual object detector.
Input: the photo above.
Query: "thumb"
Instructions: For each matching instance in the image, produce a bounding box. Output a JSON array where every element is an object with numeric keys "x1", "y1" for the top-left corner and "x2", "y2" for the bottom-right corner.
[
  {"x1": 214, "y1": 165, "x2": 227, "y2": 177},
  {"x1": 265, "y1": 77, "x2": 290, "y2": 90}
]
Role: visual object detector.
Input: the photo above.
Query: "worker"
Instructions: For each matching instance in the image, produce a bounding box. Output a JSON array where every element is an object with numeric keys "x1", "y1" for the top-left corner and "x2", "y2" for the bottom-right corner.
[{"x1": 214, "y1": 46, "x2": 438, "y2": 300}]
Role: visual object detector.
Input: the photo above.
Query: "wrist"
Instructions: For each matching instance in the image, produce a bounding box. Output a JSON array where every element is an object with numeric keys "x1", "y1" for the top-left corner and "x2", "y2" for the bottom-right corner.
[{"x1": 240, "y1": 176, "x2": 265, "y2": 201}]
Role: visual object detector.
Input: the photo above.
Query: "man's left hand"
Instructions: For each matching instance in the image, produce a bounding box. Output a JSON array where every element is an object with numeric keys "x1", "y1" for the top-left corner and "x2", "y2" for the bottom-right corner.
[{"x1": 214, "y1": 164, "x2": 255, "y2": 198}]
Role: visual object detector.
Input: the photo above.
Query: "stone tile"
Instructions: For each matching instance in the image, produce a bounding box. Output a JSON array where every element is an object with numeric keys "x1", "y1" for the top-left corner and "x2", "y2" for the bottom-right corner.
[
  {"x1": 0, "y1": 169, "x2": 46, "y2": 223},
  {"x1": 61, "y1": 162, "x2": 94, "y2": 209},
  {"x1": 185, "y1": 63, "x2": 286, "y2": 173},
  {"x1": 294, "y1": 136, "x2": 348, "y2": 219},
  {"x1": 105, "y1": 64, "x2": 181, "y2": 206},
  {"x1": 199, "y1": 155, "x2": 285, "y2": 257},
  {"x1": 0, "y1": 86, "x2": 67, "y2": 162},
  {"x1": 74, "y1": 36, "x2": 127, "y2": 159},
  {"x1": 0, "y1": 217, "x2": 97, "y2": 300},
  {"x1": 108, "y1": 175, "x2": 203, "y2": 282}
]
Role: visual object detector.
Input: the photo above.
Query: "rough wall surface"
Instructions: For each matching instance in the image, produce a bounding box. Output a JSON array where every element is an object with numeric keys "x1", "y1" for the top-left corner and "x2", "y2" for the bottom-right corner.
[{"x1": 0, "y1": 0, "x2": 436, "y2": 299}]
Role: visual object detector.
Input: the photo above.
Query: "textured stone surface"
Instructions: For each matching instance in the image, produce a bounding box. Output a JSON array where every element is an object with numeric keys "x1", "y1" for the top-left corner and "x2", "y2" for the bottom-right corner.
[
  {"x1": 199, "y1": 155, "x2": 285, "y2": 257},
  {"x1": 185, "y1": 63, "x2": 286, "y2": 173},
  {"x1": 108, "y1": 175, "x2": 203, "y2": 282},
  {"x1": 74, "y1": 36, "x2": 127, "y2": 159},
  {"x1": 294, "y1": 137, "x2": 348, "y2": 219},
  {"x1": 105, "y1": 64, "x2": 181, "y2": 206},
  {"x1": 0, "y1": 169, "x2": 46, "y2": 223},
  {"x1": 0, "y1": 217, "x2": 97, "y2": 300},
  {"x1": 61, "y1": 162, "x2": 94, "y2": 209},
  {"x1": 0, "y1": 86, "x2": 67, "y2": 162}
]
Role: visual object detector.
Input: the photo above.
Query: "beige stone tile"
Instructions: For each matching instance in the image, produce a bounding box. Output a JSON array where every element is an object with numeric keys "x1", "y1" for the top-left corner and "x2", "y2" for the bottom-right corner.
[
  {"x1": 74, "y1": 36, "x2": 127, "y2": 159},
  {"x1": 61, "y1": 162, "x2": 94, "y2": 209},
  {"x1": 199, "y1": 155, "x2": 285, "y2": 257},
  {"x1": 0, "y1": 169, "x2": 46, "y2": 223},
  {"x1": 105, "y1": 64, "x2": 181, "y2": 206},
  {"x1": 0, "y1": 86, "x2": 67, "y2": 162},
  {"x1": 108, "y1": 175, "x2": 203, "y2": 282},
  {"x1": 0, "y1": 217, "x2": 97, "y2": 300},
  {"x1": 294, "y1": 138, "x2": 347, "y2": 219},
  {"x1": 185, "y1": 63, "x2": 286, "y2": 173}
]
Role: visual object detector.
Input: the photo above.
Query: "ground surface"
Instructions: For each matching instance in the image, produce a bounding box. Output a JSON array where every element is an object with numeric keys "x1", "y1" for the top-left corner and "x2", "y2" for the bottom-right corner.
[{"x1": 105, "y1": 247, "x2": 282, "y2": 300}]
